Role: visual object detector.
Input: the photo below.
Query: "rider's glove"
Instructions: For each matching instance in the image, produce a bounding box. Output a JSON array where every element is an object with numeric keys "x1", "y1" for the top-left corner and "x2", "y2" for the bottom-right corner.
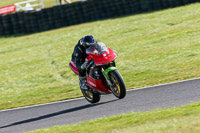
[{"x1": 81, "y1": 62, "x2": 88, "y2": 70}]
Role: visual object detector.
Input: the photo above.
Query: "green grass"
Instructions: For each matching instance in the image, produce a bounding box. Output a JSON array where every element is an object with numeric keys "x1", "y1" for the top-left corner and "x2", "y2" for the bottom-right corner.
[
  {"x1": 0, "y1": 0, "x2": 78, "y2": 8},
  {"x1": 0, "y1": 3, "x2": 200, "y2": 110},
  {"x1": 27, "y1": 102, "x2": 200, "y2": 133}
]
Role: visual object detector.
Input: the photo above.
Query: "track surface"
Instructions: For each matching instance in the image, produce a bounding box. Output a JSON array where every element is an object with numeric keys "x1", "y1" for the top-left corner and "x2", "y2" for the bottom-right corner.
[{"x1": 0, "y1": 78, "x2": 200, "y2": 133}]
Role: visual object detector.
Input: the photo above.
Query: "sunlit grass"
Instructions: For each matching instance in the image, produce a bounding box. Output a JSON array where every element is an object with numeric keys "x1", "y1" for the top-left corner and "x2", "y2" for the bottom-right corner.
[{"x1": 0, "y1": 3, "x2": 200, "y2": 110}]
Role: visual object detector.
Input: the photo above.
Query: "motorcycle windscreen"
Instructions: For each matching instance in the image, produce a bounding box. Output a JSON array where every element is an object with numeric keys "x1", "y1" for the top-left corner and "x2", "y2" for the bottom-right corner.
[{"x1": 86, "y1": 43, "x2": 117, "y2": 66}]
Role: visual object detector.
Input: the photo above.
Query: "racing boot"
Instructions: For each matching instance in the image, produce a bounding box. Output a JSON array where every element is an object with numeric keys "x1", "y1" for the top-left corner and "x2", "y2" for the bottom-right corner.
[{"x1": 79, "y1": 76, "x2": 88, "y2": 90}]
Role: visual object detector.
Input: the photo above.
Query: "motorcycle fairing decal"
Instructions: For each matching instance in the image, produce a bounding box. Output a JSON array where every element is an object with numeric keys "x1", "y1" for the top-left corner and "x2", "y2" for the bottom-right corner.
[
  {"x1": 104, "y1": 67, "x2": 117, "y2": 80},
  {"x1": 88, "y1": 80, "x2": 97, "y2": 88},
  {"x1": 87, "y1": 75, "x2": 111, "y2": 93}
]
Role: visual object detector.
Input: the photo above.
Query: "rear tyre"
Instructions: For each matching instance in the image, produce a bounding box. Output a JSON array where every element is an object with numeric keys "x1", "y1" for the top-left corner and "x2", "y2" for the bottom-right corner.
[
  {"x1": 81, "y1": 88, "x2": 100, "y2": 103},
  {"x1": 109, "y1": 70, "x2": 126, "y2": 99}
]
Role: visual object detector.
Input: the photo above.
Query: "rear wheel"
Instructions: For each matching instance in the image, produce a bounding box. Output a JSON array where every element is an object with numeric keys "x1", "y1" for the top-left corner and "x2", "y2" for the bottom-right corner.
[
  {"x1": 109, "y1": 70, "x2": 126, "y2": 99},
  {"x1": 81, "y1": 88, "x2": 100, "y2": 103}
]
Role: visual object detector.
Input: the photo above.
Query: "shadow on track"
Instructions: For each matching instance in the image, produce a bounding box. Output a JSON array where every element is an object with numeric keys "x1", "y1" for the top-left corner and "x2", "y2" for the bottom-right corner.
[{"x1": 0, "y1": 99, "x2": 118, "y2": 129}]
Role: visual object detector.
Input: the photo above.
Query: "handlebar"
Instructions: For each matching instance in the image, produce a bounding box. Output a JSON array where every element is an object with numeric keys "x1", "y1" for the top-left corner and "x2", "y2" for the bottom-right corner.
[{"x1": 86, "y1": 59, "x2": 95, "y2": 71}]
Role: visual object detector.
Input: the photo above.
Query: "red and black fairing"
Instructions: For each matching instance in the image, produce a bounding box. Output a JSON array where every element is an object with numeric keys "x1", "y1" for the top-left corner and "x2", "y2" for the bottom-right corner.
[
  {"x1": 87, "y1": 47, "x2": 117, "y2": 66},
  {"x1": 69, "y1": 61, "x2": 79, "y2": 75},
  {"x1": 69, "y1": 42, "x2": 117, "y2": 94}
]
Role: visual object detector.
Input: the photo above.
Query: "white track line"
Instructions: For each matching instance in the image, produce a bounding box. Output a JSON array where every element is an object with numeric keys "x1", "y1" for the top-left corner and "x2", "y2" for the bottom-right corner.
[
  {"x1": 127, "y1": 77, "x2": 200, "y2": 92},
  {"x1": 1, "y1": 77, "x2": 200, "y2": 113},
  {"x1": 0, "y1": 97, "x2": 84, "y2": 113}
]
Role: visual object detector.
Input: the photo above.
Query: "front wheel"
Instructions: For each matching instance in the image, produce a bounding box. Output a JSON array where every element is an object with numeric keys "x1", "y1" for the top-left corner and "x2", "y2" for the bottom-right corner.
[
  {"x1": 109, "y1": 70, "x2": 126, "y2": 99},
  {"x1": 81, "y1": 88, "x2": 100, "y2": 103}
]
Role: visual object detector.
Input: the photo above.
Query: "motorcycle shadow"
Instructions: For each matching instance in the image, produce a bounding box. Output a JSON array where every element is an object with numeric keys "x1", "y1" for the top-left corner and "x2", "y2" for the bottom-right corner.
[{"x1": 0, "y1": 99, "x2": 119, "y2": 129}]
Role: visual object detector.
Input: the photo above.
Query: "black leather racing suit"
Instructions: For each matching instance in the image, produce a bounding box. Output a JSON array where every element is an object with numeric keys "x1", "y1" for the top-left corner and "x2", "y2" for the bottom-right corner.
[{"x1": 71, "y1": 40, "x2": 88, "y2": 77}]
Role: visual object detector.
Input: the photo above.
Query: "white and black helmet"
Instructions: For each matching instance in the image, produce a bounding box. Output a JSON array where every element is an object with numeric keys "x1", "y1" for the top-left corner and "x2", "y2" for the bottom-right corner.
[{"x1": 80, "y1": 35, "x2": 97, "y2": 48}]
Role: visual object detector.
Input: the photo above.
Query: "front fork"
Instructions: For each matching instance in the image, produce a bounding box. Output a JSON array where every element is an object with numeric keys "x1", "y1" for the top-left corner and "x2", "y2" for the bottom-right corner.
[{"x1": 102, "y1": 67, "x2": 117, "y2": 89}]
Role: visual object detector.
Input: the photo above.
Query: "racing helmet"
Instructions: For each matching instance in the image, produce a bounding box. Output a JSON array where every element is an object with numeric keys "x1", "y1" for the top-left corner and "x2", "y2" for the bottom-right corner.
[{"x1": 80, "y1": 35, "x2": 97, "y2": 48}]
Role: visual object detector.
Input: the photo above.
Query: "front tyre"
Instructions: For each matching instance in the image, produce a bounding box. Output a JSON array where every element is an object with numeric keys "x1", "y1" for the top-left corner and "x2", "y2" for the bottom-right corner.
[
  {"x1": 109, "y1": 70, "x2": 126, "y2": 99},
  {"x1": 81, "y1": 88, "x2": 100, "y2": 103}
]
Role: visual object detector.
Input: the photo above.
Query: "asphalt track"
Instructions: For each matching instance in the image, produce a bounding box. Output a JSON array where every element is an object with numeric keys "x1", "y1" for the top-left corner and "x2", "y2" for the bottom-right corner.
[{"x1": 0, "y1": 78, "x2": 200, "y2": 133}]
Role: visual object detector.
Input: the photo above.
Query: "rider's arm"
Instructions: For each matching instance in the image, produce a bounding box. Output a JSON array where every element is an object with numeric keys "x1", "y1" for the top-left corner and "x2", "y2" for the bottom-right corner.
[{"x1": 75, "y1": 46, "x2": 85, "y2": 71}]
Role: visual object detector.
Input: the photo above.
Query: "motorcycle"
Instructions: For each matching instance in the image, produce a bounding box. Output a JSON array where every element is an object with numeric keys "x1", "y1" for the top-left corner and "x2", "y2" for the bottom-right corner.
[{"x1": 69, "y1": 42, "x2": 126, "y2": 103}]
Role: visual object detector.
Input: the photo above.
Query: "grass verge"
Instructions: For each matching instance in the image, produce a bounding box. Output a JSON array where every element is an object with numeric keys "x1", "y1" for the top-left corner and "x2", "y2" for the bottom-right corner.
[
  {"x1": 0, "y1": 3, "x2": 200, "y2": 110},
  {"x1": 27, "y1": 102, "x2": 200, "y2": 133}
]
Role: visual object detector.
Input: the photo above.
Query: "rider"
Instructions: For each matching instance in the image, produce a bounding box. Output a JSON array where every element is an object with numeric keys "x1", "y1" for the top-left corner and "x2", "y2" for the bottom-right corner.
[{"x1": 71, "y1": 35, "x2": 97, "y2": 90}]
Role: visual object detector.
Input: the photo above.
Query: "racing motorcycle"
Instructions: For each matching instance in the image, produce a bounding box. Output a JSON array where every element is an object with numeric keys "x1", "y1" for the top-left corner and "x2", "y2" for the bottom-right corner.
[{"x1": 69, "y1": 42, "x2": 126, "y2": 103}]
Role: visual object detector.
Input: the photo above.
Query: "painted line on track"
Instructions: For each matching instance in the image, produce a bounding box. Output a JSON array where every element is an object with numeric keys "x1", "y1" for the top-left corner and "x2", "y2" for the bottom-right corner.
[
  {"x1": 0, "y1": 97, "x2": 85, "y2": 113},
  {"x1": 1, "y1": 77, "x2": 200, "y2": 113},
  {"x1": 127, "y1": 77, "x2": 200, "y2": 92}
]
